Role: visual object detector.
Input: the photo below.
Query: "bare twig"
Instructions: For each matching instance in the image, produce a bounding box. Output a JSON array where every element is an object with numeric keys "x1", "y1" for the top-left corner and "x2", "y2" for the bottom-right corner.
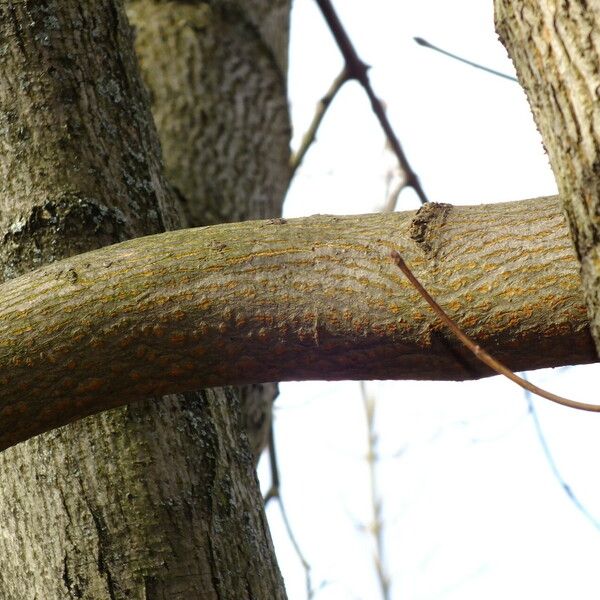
[
  {"x1": 290, "y1": 68, "x2": 348, "y2": 178},
  {"x1": 263, "y1": 414, "x2": 315, "y2": 599},
  {"x1": 263, "y1": 423, "x2": 280, "y2": 505},
  {"x1": 314, "y1": 0, "x2": 429, "y2": 205},
  {"x1": 360, "y1": 382, "x2": 391, "y2": 600},
  {"x1": 414, "y1": 37, "x2": 518, "y2": 83},
  {"x1": 390, "y1": 250, "x2": 600, "y2": 413},
  {"x1": 522, "y1": 378, "x2": 600, "y2": 531},
  {"x1": 273, "y1": 493, "x2": 315, "y2": 599}
]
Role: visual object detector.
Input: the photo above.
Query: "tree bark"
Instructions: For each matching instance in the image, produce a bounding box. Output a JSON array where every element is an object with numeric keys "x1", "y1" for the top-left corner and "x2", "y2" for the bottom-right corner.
[
  {"x1": 495, "y1": 1, "x2": 600, "y2": 360},
  {"x1": 0, "y1": 1, "x2": 287, "y2": 598},
  {"x1": 0, "y1": 196, "x2": 595, "y2": 449},
  {"x1": 125, "y1": 0, "x2": 291, "y2": 461}
]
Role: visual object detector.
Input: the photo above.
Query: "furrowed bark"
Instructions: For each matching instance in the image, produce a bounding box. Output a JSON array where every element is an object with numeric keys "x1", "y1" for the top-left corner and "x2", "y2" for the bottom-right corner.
[
  {"x1": 0, "y1": 1, "x2": 287, "y2": 598},
  {"x1": 0, "y1": 196, "x2": 594, "y2": 450}
]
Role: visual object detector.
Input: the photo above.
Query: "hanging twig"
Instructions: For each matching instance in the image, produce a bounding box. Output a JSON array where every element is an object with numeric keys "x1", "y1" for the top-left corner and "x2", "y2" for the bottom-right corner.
[
  {"x1": 522, "y1": 379, "x2": 600, "y2": 531},
  {"x1": 263, "y1": 415, "x2": 315, "y2": 599},
  {"x1": 313, "y1": 0, "x2": 429, "y2": 204},
  {"x1": 290, "y1": 68, "x2": 348, "y2": 179},
  {"x1": 414, "y1": 36, "x2": 518, "y2": 83},
  {"x1": 390, "y1": 250, "x2": 600, "y2": 413}
]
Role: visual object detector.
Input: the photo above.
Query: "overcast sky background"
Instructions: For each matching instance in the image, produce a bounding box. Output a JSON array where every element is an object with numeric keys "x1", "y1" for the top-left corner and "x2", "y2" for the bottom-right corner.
[{"x1": 258, "y1": 2, "x2": 600, "y2": 599}]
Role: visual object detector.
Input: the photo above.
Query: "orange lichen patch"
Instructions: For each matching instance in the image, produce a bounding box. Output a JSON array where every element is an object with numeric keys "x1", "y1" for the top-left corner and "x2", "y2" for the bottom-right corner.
[
  {"x1": 10, "y1": 355, "x2": 33, "y2": 368},
  {"x1": 169, "y1": 365, "x2": 186, "y2": 377},
  {"x1": 118, "y1": 335, "x2": 136, "y2": 349},
  {"x1": 458, "y1": 315, "x2": 480, "y2": 330},
  {"x1": 273, "y1": 343, "x2": 287, "y2": 355},
  {"x1": 61, "y1": 377, "x2": 77, "y2": 390},
  {"x1": 196, "y1": 297, "x2": 212, "y2": 310},
  {"x1": 135, "y1": 344, "x2": 147, "y2": 358},
  {"x1": 12, "y1": 401, "x2": 29, "y2": 415},
  {"x1": 194, "y1": 322, "x2": 209, "y2": 336},
  {"x1": 0, "y1": 403, "x2": 16, "y2": 417},
  {"x1": 191, "y1": 346, "x2": 206, "y2": 358},
  {"x1": 169, "y1": 331, "x2": 187, "y2": 346},
  {"x1": 388, "y1": 304, "x2": 403, "y2": 315},
  {"x1": 152, "y1": 324, "x2": 167, "y2": 337},
  {"x1": 130, "y1": 370, "x2": 143, "y2": 381},
  {"x1": 234, "y1": 315, "x2": 247, "y2": 328},
  {"x1": 256, "y1": 327, "x2": 269, "y2": 342},
  {"x1": 52, "y1": 398, "x2": 72, "y2": 415},
  {"x1": 76, "y1": 378, "x2": 104, "y2": 394},
  {"x1": 64, "y1": 358, "x2": 77, "y2": 370}
]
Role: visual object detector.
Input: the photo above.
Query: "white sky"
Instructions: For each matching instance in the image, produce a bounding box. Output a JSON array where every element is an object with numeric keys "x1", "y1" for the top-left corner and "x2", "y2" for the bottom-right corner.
[{"x1": 259, "y1": 2, "x2": 600, "y2": 599}]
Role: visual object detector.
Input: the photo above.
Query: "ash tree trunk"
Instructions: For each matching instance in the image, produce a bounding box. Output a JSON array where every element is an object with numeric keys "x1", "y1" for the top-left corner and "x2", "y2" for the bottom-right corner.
[{"x1": 0, "y1": 1, "x2": 289, "y2": 598}]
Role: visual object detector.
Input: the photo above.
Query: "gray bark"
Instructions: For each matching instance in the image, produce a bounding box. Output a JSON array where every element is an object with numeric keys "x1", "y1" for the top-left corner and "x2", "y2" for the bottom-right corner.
[{"x1": 0, "y1": 1, "x2": 288, "y2": 598}]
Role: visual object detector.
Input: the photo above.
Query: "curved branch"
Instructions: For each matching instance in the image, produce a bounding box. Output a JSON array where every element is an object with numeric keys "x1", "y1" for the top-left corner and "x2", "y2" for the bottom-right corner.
[{"x1": 0, "y1": 196, "x2": 595, "y2": 449}]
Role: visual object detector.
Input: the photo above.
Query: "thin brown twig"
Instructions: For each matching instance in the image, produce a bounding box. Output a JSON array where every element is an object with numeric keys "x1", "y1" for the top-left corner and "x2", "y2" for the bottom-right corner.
[
  {"x1": 360, "y1": 382, "x2": 391, "y2": 600},
  {"x1": 314, "y1": 0, "x2": 429, "y2": 205},
  {"x1": 390, "y1": 250, "x2": 600, "y2": 413},
  {"x1": 290, "y1": 68, "x2": 349, "y2": 179}
]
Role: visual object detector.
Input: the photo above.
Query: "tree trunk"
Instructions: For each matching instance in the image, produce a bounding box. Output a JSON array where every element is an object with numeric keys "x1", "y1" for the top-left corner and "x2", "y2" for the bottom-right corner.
[
  {"x1": 495, "y1": 1, "x2": 600, "y2": 361},
  {"x1": 0, "y1": 1, "x2": 288, "y2": 598}
]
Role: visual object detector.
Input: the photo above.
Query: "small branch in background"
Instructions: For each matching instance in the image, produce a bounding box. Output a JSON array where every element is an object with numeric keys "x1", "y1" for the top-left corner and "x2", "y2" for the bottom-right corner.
[
  {"x1": 290, "y1": 68, "x2": 348, "y2": 179},
  {"x1": 390, "y1": 250, "x2": 600, "y2": 413},
  {"x1": 414, "y1": 37, "x2": 518, "y2": 83},
  {"x1": 360, "y1": 382, "x2": 391, "y2": 600},
  {"x1": 263, "y1": 424, "x2": 280, "y2": 505},
  {"x1": 309, "y1": 0, "x2": 429, "y2": 204},
  {"x1": 381, "y1": 145, "x2": 406, "y2": 213},
  {"x1": 264, "y1": 418, "x2": 315, "y2": 599},
  {"x1": 522, "y1": 378, "x2": 600, "y2": 532}
]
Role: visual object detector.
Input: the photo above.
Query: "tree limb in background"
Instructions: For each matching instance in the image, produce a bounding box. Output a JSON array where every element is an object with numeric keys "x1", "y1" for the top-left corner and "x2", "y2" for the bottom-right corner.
[
  {"x1": 295, "y1": 0, "x2": 429, "y2": 204},
  {"x1": 522, "y1": 380, "x2": 600, "y2": 532},
  {"x1": 264, "y1": 421, "x2": 317, "y2": 599},
  {"x1": 290, "y1": 68, "x2": 348, "y2": 178},
  {"x1": 414, "y1": 37, "x2": 518, "y2": 82}
]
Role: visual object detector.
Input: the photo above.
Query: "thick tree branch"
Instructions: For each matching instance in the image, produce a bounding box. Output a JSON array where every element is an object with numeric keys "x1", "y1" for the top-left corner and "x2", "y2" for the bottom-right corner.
[{"x1": 0, "y1": 196, "x2": 595, "y2": 450}]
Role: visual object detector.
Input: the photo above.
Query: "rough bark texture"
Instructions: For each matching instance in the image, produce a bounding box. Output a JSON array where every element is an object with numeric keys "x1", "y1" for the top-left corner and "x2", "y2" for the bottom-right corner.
[
  {"x1": 0, "y1": 197, "x2": 596, "y2": 449},
  {"x1": 127, "y1": 0, "x2": 290, "y2": 227},
  {"x1": 0, "y1": 1, "x2": 287, "y2": 598},
  {"x1": 495, "y1": 0, "x2": 600, "y2": 359}
]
